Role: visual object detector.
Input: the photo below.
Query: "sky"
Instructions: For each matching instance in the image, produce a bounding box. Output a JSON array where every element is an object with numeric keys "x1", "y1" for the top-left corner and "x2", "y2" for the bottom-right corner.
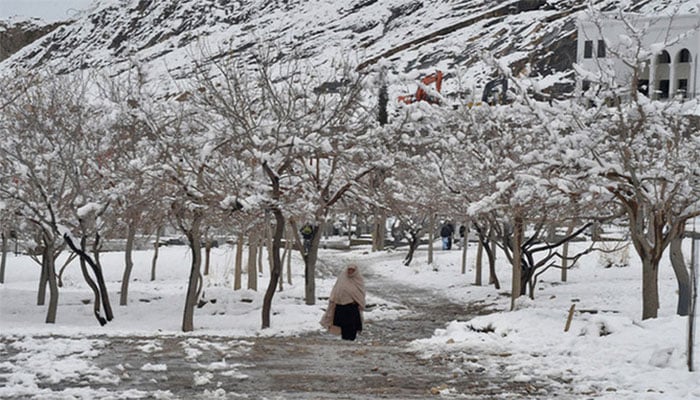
[
  {"x1": 1, "y1": 232, "x2": 699, "y2": 398},
  {"x1": 0, "y1": 0, "x2": 94, "y2": 22}
]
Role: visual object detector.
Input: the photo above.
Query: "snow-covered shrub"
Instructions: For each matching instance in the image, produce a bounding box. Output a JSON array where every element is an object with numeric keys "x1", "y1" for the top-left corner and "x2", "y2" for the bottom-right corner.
[{"x1": 598, "y1": 240, "x2": 630, "y2": 268}]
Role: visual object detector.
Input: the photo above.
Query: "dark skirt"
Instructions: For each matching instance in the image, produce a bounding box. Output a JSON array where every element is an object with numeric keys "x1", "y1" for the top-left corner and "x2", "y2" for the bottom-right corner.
[{"x1": 333, "y1": 303, "x2": 362, "y2": 341}]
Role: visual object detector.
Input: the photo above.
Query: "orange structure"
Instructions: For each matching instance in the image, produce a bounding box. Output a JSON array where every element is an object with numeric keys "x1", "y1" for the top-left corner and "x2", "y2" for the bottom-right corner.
[{"x1": 398, "y1": 70, "x2": 443, "y2": 104}]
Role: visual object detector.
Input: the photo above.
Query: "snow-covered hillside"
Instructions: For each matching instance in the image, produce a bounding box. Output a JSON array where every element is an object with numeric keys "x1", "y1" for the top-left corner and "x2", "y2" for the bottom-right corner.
[
  {"x1": 2, "y1": 0, "x2": 698, "y2": 100},
  {"x1": 0, "y1": 18, "x2": 66, "y2": 62}
]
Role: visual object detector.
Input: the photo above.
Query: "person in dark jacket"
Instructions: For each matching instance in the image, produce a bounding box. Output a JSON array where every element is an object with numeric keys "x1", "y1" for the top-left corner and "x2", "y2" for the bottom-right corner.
[
  {"x1": 440, "y1": 222, "x2": 454, "y2": 250},
  {"x1": 456, "y1": 224, "x2": 467, "y2": 249}
]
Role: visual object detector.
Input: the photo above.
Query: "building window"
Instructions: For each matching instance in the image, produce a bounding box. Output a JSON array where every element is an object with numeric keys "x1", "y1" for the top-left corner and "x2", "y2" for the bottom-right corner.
[
  {"x1": 597, "y1": 40, "x2": 606, "y2": 57},
  {"x1": 584, "y1": 40, "x2": 593, "y2": 58},
  {"x1": 658, "y1": 80, "x2": 670, "y2": 99},
  {"x1": 679, "y1": 49, "x2": 691, "y2": 63},
  {"x1": 657, "y1": 51, "x2": 671, "y2": 64},
  {"x1": 678, "y1": 79, "x2": 688, "y2": 98}
]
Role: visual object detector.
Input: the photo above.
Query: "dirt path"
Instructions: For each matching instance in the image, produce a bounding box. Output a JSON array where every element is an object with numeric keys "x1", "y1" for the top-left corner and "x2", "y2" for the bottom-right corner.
[
  {"x1": 0, "y1": 260, "x2": 569, "y2": 399},
  {"x1": 229, "y1": 275, "x2": 534, "y2": 400}
]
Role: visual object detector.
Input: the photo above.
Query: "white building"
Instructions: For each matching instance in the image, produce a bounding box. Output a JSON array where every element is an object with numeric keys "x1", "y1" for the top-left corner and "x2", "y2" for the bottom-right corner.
[{"x1": 577, "y1": 13, "x2": 699, "y2": 100}]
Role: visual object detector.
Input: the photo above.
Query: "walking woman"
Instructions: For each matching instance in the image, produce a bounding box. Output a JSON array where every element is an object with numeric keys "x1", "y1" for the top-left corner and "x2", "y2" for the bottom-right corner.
[{"x1": 320, "y1": 265, "x2": 366, "y2": 341}]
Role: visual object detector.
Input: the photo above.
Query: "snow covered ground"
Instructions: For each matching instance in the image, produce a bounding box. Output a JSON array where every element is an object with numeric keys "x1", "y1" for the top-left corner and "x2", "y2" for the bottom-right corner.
[{"x1": 1, "y1": 236, "x2": 699, "y2": 399}]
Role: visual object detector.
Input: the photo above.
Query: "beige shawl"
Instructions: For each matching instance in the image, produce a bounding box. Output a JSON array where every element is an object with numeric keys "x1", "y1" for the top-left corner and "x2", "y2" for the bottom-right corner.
[{"x1": 320, "y1": 265, "x2": 366, "y2": 332}]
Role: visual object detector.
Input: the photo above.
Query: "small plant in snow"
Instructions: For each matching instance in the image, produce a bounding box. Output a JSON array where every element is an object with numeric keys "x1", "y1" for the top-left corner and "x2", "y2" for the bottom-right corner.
[{"x1": 598, "y1": 241, "x2": 630, "y2": 269}]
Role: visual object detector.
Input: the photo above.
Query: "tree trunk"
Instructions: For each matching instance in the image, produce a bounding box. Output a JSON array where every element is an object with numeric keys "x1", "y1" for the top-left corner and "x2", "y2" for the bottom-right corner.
[
  {"x1": 204, "y1": 238, "x2": 212, "y2": 276},
  {"x1": 266, "y1": 214, "x2": 274, "y2": 273},
  {"x1": 591, "y1": 221, "x2": 602, "y2": 242},
  {"x1": 64, "y1": 233, "x2": 113, "y2": 324},
  {"x1": 561, "y1": 223, "x2": 575, "y2": 282},
  {"x1": 234, "y1": 232, "x2": 243, "y2": 290},
  {"x1": 526, "y1": 268, "x2": 535, "y2": 300},
  {"x1": 247, "y1": 231, "x2": 258, "y2": 291},
  {"x1": 371, "y1": 214, "x2": 378, "y2": 252},
  {"x1": 286, "y1": 225, "x2": 293, "y2": 285},
  {"x1": 627, "y1": 208, "x2": 671, "y2": 320},
  {"x1": 461, "y1": 220, "x2": 470, "y2": 275},
  {"x1": 150, "y1": 226, "x2": 161, "y2": 281},
  {"x1": 641, "y1": 256, "x2": 660, "y2": 320},
  {"x1": 477, "y1": 227, "x2": 500, "y2": 289},
  {"x1": 57, "y1": 254, "x2": 75, "y2": 287},
  {"x1": 375, "y1": 216, "x2": 382, "y2": 251},
  {"x1": 182, "y1": 215, "x2": 203, "y2": 332},
  {"x1": 278, "y1": 232, "x2": 285, "y2": 291},
  {"x1": 670, "y1": 235, "x2": 691, "y2": 316},
  {"x1": 44, "y1": 237, "x2": 59, "y2": 324},
  {"x1": 120, "y1": 222, "x2": 137, "y2": 306},
  {"x1": 37, "y1": 250, "x2": 49, "y2": 306},
  {"x1": 428, "y1": 214, "x2": 435, "y2": 265},
  {"x1": 475, "y1": 239, "x2": 483, "y2": 286},
  {"x1": 403, "y1": 230, "x2": 421, "y2": 266},
  {"x1": 0, "y1": 231, "x2": 7, "y2": 284},
  {"x1": 79, "y1": 236, "x2": 105, "y2": 325},
  {"x1": 372, "y1": 209, "x2": 386, "y2": 252},
  {"x1": 262, "y1": 209, "x2": 285, "y2": 328},
  {"x1": 304, "y1": 221, "x2": 324, "y2": 305},
  {"x1": 89, "y1": 233, "x2": 113, "y2": 321},
  {"x1": 488, "y1": 236, "x2": 500, "y2": 289},
  {"x1": 511, "y1": 214, "x2": 523, "y2": 311},
  {"x1": 278, "y1": 253, "x2": 285, "y2": 292},
  {"x1": 462, "y1": 237, "x2": 468, "y2": 275},
  {"x1": 257, "y1": 234, "x2": 264, "y2": 274},
  {"x1": 689, "y1": 237, "x2": 698, "y2": 371}
]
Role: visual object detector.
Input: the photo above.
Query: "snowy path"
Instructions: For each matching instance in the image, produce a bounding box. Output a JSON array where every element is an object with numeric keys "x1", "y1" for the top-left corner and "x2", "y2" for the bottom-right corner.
[
  {"x1": 0, "y1": 259, "x2": 571, "y2": 399},
  {"x1": 223, "y1": 274, "x2": 551, "y2": 399}
]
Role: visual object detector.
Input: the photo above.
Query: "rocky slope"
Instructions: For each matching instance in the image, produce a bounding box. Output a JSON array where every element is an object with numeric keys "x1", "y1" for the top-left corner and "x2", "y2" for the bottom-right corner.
[
  {"x1": 0, "y1": 19, "x2": 67, "y2": 62},
  {"x1": 0, "y1": 0, "x2": 696, "y2": 100}
]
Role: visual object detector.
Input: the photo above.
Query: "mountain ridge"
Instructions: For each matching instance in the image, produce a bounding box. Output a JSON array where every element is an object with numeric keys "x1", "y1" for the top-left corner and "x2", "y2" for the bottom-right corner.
[{"x1": 0, "y1": 0, "x2": 697, "y2": 99}]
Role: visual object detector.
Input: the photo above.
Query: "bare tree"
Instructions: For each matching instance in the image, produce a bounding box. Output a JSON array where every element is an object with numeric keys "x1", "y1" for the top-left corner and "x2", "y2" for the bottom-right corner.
[
  {"x1": 0, "y1": 71, "x2": 115, "y2": 324},
  {"x1": 425, "y1": 94, "x2": 599, "y2": 307},
  {"x1": 97, "y1": 69, "x2": 168, "y2": 305},
  {"x1": 189, "y1": 48, "x2": 379, "y2": 321},
  {"x1": 571, "y1": 11, "x2": 700, "y2": 319}
]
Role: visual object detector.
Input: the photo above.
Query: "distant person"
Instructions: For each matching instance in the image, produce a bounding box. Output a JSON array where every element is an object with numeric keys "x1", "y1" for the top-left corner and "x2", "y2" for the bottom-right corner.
[
  {"x1": 456, "y1": 224, "x2": 467, "y2": 249},
  {"x1": 300, "y1": 223, "x2": 315, "y2": 254},
  {"x1": 391, "y1": 219, "x2": 404, "y2": 247},
  {"x1": 320, "y1": 265, "x2": 366, "y2": 341},
  {"x1": 440, "y1": 222, "x2": 454, "y2": 250}
]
